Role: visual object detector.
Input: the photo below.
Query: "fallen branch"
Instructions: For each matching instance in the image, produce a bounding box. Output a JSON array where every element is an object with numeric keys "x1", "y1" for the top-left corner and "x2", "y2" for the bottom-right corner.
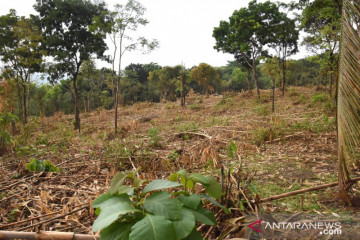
[
  {"x1": 0, "y1": 231, "x2": 99, "y2": 240},
  {"x1": 258, "y1": 177, "x2": 360, "y2": 203}
]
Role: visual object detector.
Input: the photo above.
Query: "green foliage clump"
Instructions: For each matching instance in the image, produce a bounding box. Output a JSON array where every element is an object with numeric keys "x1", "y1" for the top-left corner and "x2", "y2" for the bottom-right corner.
[
  {"x1": 311, "y1": 93, "x2": 327, "y2": 103},
  {"x1": 0, "y1": 113, "x2": 18, "y2": 154},
  {"x1": 167, "y1": 150, "x2": 180, "y2": 162},
  {"x1": 35, "y1": 134, "x2": 49, "y2": 145},
  {"x1": 176, "y1": 122, "x2": 199, "y2": 132},
  {"x1": 92, "y1": 170, "x2": 226, "y2": 240},
  {"x1": 148, "y1": 127, "x2": 162, "y2": 147},
  {"x1": 188, "y1": 104, "x2": 203, "y2": 111},
  {"x1": 291, "y1": 114, "x2": 335, "y2": 133},
  {"x1": 254, "y1": 105, "x2": 270, "y2": 116},
  {"x1": 252, "y1": 127, "x2": 271, "y2": 145},
  {"x1": 214, "y1": 95, "x2": 235, "y2": 111},
  {"x1": 26, "y1": 158, "x2": 60, "y2": 172}
]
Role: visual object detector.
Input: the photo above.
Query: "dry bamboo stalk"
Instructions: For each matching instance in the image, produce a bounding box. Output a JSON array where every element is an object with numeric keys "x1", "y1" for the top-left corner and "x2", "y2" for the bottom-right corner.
[
  {"x1": 0, "y1": 231, "x2": 99, "y2": 240},
  {"x1": 258, "y1": 177, "x2": 360, "y2": 203}
]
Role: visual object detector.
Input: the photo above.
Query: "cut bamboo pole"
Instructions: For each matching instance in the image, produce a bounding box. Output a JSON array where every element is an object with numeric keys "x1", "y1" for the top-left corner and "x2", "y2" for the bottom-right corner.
[
  {"x1": 0, "y1": 231, "x2": 99, "y2": 240},
  {"x1": 258, "y1": 177, "x2": 360, "y2": 203}
]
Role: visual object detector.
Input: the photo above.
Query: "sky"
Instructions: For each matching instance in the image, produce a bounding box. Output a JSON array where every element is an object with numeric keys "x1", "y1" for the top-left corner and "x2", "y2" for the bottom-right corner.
[{"x1": 0, "y1": 0, "x2": 308, "y2": 70}]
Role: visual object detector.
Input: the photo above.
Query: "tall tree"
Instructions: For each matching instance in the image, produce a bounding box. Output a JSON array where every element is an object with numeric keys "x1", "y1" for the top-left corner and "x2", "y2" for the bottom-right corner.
[
  {"x1": 270, "y1": 5, "x2": 299, "y2": 96},
  {"x1": 190, "y1": 63, "x2": 220, "y2": 95},
  {"x1": 337, "y1": 0, "x2": 360, "y2": 204},
  {"x1": 34, "y1": 0, "x2": 108, "y2": 132},
  {"x1": 108, "y1": 0, "x2": 158, "y2": 133},
  {"x1": 300, "y1": 0, "x2": 342, "y2": 96},
  {"x1": 0, "y1": 10, "x2": 44, "y2": 124},
  {"x1": 213, "y1": 0, "x2": 282, "y2": 98}
]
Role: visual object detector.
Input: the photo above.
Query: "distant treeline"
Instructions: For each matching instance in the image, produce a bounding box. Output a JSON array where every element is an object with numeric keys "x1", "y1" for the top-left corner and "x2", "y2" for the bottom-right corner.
[{"x1": 3, "y1": 56, "x2": 325, "y2": 118}]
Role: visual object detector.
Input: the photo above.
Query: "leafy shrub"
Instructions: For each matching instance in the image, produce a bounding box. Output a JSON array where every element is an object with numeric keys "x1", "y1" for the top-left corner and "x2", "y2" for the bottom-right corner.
[
  {"x1": 26, "y1": 158, "x2": 60, "y2": 172},
  {"x1": 148, "y1": 127, "x2": 162, "y2": 147},
  {"x1": 92, "y1": 170, "x2": 227, "y2": 240}
]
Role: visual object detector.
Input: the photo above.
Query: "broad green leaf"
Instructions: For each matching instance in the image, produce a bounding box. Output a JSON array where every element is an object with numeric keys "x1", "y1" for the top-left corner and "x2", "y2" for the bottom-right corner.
[
  {"x1": 95, "y1": 208, "x2": 101, "y2": 216},
  {"x1": 189, "y1": 173, "x2": 210, "y2": 185},
  {"x1": 143, "y1": 179, "x2": 182, "y2": 194},
  {"x1": 177, "y1": 194, "x2": 201, "y2": 210},
  {"x1": 100, "y1": 221, "x2": 134, "y2": 240},
  {"x1": 184, "y1": 229, "x2": 203, "y2": 240},
  {"x1": 133, "y1": 178, "x2": 147, "y2": 188},
  {"x1": 92, "y1": 192, "x2": 112, "y2": 208},
  {"x1": 172, "y1": 208, "x2": 195, "y2": 240},
  {"x1": 92, "y1": 196, "x2": 139, "y2": 232},
  {"x1": 202, "y1": 177, "x2": 222, "y2": 200},
  {"x1": 185, "y1": 206, "x2": 216, "y2": 225},
  {"x1": 117, "y1": 185, "x2": 134, "y2": 196},
  {"x1": 129, "y1": 214, "x2": 176, "y2": 240},
  {"x1": 169, "y1": 172, "x2": 179, "y2": 182},
  {"x1": 144, "y1": 191, "x2": 182, "y2": 220},
  {"x1": 110, "y1": 172, "x2": 127, "y2": 195},
  {"x1": 228, "y1": 140, "x2": 237, "y2": 159},
  {"x1": 201, "y1": 194, "x2": 230, "y2": 214},
  {"x1": 186, "y1": 179, "x2": 194, "y2": 190}
]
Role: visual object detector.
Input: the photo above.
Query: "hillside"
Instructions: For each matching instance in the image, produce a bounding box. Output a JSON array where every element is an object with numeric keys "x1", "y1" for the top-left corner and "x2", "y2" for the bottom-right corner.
[{"x1": 1, "y1": 86, "x2": 359, "y2": 238}]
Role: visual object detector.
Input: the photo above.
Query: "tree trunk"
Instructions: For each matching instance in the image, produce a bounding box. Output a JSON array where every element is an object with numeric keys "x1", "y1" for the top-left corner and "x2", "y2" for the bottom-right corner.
[
  {"x1": 252, "y1": 62, "x2": 260, "y2": 98},
  {"x1": 87, "y1": 93, "x2": 90, "y2": 112},
  {"x1": 329, "y1": 52, "x2": 334, "y2": 96},
  {"x1": 11, "y1": 106, "x2": 15, "y2": 136},
  {"x1": 246, "y1": 71, "x2": 251, "y2": 92},
  {"x1": 282, "y1": 57, "x2": 286, "y2": 97},
  {"x1": 180, "y1": 74, "x2": 185, "y2": 106},
  {"x1": 272, "y1": 76, "x2": 275, "y2": 113},
  {"x1": 73, "y1": 78, "x2": 80, "y2": 132},
  {"x1": 22, "y1": 83, "x2": 27, "y2": 125}
]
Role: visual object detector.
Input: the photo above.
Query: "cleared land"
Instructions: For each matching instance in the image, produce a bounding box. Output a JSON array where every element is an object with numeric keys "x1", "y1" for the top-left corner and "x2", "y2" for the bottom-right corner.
[{"x1": 1, "y1": 87, "x2": 359, "y2": 238}]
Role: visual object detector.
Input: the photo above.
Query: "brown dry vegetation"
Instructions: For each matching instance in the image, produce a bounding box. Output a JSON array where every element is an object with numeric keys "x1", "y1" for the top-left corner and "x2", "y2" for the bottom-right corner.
[{"x1": 0, "y1": 86, "x2": 360, "y2": 238}]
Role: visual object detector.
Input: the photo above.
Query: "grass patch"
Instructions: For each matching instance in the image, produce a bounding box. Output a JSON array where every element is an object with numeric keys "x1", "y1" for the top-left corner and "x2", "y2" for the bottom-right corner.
[
  {"x1": 188, "y1": 104, "x2": 203, "y2": 111},
  {"x1": 176, "y1": 121, "x2": 199, "y2": 132}
]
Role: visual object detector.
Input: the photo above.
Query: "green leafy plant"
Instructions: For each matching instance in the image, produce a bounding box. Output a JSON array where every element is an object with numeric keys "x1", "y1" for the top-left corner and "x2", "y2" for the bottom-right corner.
[
  {"x1": 167, "y1": 150, "x2": 180, "y2": 162},
  {"x1": 26, "y1": 158, "x2": 60, "y2": 172},
  {"x1": 92, "y1": 170, "x2": 227, "y2": 240},
  {"x1": 148, "y1": 127, "x2": 162, "y2": 147}
]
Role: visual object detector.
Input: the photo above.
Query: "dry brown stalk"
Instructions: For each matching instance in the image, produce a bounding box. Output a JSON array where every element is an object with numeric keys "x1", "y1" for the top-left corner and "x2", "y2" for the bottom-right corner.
[
  {"x1": 0, "y1": 231, "x2": 99, "y2": 240},
  {"x1": 258, "y1": 177, "x2": 360, "y2": 203}
]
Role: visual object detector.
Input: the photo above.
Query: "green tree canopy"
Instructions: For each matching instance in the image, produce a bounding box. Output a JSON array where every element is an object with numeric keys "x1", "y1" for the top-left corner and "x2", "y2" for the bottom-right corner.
[
  {"x1": 213, "y1": 0, "x2": 283, "y2": 97},
  {"x1": 33, "y1": 0, "x2": 108, "y2": 131}
]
